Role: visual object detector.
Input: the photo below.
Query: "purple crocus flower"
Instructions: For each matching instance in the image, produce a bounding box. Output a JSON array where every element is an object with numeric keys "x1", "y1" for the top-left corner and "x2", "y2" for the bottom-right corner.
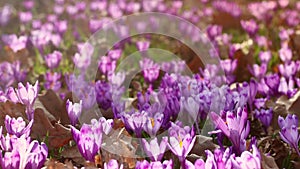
[
  {"x1": 44, "y1": 72, "x2": 61, "y2": 91},
  {"x1": 230, "y1": 145, "x2": 261, "y2": 169},
  {"x1": 240, "y1": 19, "x2": 258, "y2": 36},
  {"x1": 71, "y1": 120, "x2": 103, "y2": 161},
  {"x1": 254, "y1": 108, "x2": 273, "y2": 129},
  {"x1": 136, "y1": 41, "x2": 150, "y2": 51},
  {"x1": 168, "y1": 122, "x2": 196, "y2": 162},
  {"x1": 15, "y1": 81, "x2": 39, "y2": 120},
  {"x1": 140, "y1": 58, "x2": 160, "y2": 83},
  {"x1": 278, "y1": 114, "x2": 300, "y2": 155},
  {"x1": 135, "y1": 159, "x2": 173, "y2": 169},
  {"x1": 121, "y1": 110, "x2": 147, "y2": 137},
  {"x1": 66, "y1": 100, "x2": 82, "y2": 126},
  {"x1": 73, "y1": 43, "x2": 94, "y2": 71},
  {"x1": 206, "y1": 25, "x2": 222, "y2": 41},
  {"x1": 4, "y1": 115, "x2": 33, "y2": 138},
  {"x1": 44, "y1": 51, "x2": 62, "y2": 69},
  {"x1": 104, "y1": 159, "x2": 123, "y2": 169},
  {"x1": 144, "y1": 111, "x2": 164, "y2": 137},
  {"x1": 278, "y1": 77, "x2": 296, "y2": 97},
  {"x1": 220, "y1": 59, "x2": 237, "y2": 83},
  {"x1": 108, "y1": 49, "x2": 122, "y2": 60},
  {"x1": 210, "y1": 107, "x2": 250, "y2": 154},
  {"x1": 108, "y1": 3, "x2": 123, "y2": 19},
  {"x1": 142, "y1": 137, "x2": 168, "y2": 161}
]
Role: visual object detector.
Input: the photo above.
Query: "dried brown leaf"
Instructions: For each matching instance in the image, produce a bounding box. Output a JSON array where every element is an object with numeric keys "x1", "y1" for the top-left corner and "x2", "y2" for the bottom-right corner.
[
  {"x1": 0, "y1": 101, "x2": 26, "y2": 127},
  {"x1": 261, "y1": 152, "x2": 279, "y2": 169},
  {"x1": 31, "y1": 108, "x2": 72, "y2": 149}
]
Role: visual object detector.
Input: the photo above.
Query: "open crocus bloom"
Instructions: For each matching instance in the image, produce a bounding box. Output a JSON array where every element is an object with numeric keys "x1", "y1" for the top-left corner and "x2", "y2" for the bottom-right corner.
[
  {"x1": 210, "y1": 107, "x2": 250, "y2": 154},
  {"x1": 167, "y1": 122, "x2": 196, "y2": 162},
  {"x1": 142, "y1": 137, "x2": 168, "y2": 161},
  {"x1": 4, "y1": 115, "x2": 33, "y2": 138}
]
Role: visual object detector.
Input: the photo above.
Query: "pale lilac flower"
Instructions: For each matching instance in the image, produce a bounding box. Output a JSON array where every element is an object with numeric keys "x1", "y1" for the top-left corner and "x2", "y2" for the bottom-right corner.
[
  {"x1": 139, "y1": 58, "x2": 160, "y2": 83},
  {"x1": 278, "y1": 61, "x2": 298, "y2": 78},
  {"x1": 278, "y1": 77, "x2": 295, "y2": 97},
  {"x1": 108, "y1": 3, "x2": 123, "y2": 19},
  {"x1": 249, "y1": 63, "x2": 267, "y2": 79},
  {"x1": 66, "y1": 100, "x2": 82, "y2": 126},
  {"x1": 0, "y1": 5, "x2": 12, "y2": 26},
  {"x1": 71, "y1": 120, "x2": 103, "y2": 161},
  {"x1": 279, "y1": 47, "x2": 292, "y2": 62},
  {"x1": 90, "y1": 1, "x2": 107, "y2": 11},
  {"x1": 0, "y1": 62, "x2": 14, "y2": 89},
  {"x1": 44, "y1": 51, "x2": 62, "y2": 69},
  {"x1": 73, "y1": 43, "x2": 94, "y2": 70},
  {"x1": 6, "y1": 87, "x2": 18, "y2": 103},
  {"x1": 278, "y1": 114, "x2": 300, "y2": 155},
  {"x1": 104, "y1": 159, "x2": 123, "y2": 169},
  {"x1": 4, "y1": 115, "x2": 33, "y2": 138},
  {"x1": 136, "y1": 41, "x2": 150, "y2": 51},
  {"x1": 279, "y1": 0, "x2": 289, "y2": 8},
  {"x1": 99, "y1": 117, "x2": 113, "y2": 135},
  {"x1": 210, "y1": 107, "x2": 250, "y2": 154},
  {"x1": 2, "y1": 34, "x2": 28, "y2": 53},
  {"x1": 19, "y1": 11, "x2": 32, "y2": 23},
  {"x1": 142, "y1": 137, "x2": 168, "y2": 161},
  {"x1": 44, "y1": 72, "x2": 61, "y2": 91},
  {"x1": 230, "y1": 145, "x2": 261, "y2": 169},
  {"x1": 259, "y1": 51, "x2": 272, "y2": 63},
  {"x1": 108, "y1": 49, "x2": 122, "y2": 60}
]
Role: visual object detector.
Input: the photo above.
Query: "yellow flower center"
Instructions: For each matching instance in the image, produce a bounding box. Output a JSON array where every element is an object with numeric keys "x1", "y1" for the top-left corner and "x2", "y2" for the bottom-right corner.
[{"x1": 150, "y1": 118, "x2": 155, "y2": 128}]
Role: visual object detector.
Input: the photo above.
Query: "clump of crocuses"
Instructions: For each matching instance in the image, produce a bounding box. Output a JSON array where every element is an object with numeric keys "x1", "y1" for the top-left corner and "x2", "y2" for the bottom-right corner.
[{"x1": 0, "y1": 115, "x2": 48, "y2": 169}]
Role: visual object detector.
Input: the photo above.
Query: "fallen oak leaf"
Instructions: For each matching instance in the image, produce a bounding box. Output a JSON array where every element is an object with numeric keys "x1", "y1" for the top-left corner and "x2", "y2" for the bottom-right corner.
[{"x1": 31, "y1": 108, "x2": 72, "y2": 149}]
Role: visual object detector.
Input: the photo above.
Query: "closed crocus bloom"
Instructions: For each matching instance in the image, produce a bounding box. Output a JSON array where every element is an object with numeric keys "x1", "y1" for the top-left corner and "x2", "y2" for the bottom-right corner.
[
  {"x1": 66, "y1": 100, "x2": 82, "y2": 126},
  {"x1": 104, "y1": 159, "x2": 123, "y2": 169},
  {"x1": 278, "y1": 114, "x2": 300, "y2": 155},
  {"x1": 19, "y1": 11, "x2": 32, "y2": 23},
  {"x1": 279, "y1": 47, "x2": 292, "y2": 62},
  {"x1": 71, "y1": 122, "x2": 103, "y2": 161},
  {"x1": 278, "y1": 61, "x2": 298, "y2": 78},
  {"x1": 99, "y1": 117, "x2": 113, "y2": 135},
  {"x1": 254, "y1": 108, "x2": 273, "y2": 129},
  {"x1": 5, "y1": 115, "x2": 33, "y2": 138},
  {"x1": 259, "y1": 51, "x2": 271, "y2": 63},
  {"x1": 210, "y1": 107, "x2": 250, "y2": 154},
  {"x1": 142, "y1": 137, "x2": 168, "y2": 161},
  {"x1": 44, "y1": 51, "x2": 62, "y2": 69},
  {"x1": 230, "y1": 145, "x2": 261, "y2": 169},
  {"x1": 204, "y1": 148, "x2": 232, "y2": 169},
  {"x1": 15, "y1": 81, "x2": 39, "y2": 120},
  {"x1": 264, "y1": 73, "x2": 280, "y2": 95},
  {"x1": 6, "y1": 87, "x2": 19, "y2": 103}
]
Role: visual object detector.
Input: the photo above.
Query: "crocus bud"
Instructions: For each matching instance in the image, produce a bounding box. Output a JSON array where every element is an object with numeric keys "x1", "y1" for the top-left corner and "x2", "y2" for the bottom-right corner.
[{"x1": 66, "y1": 100, "x2": 82, "y2": 126}]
